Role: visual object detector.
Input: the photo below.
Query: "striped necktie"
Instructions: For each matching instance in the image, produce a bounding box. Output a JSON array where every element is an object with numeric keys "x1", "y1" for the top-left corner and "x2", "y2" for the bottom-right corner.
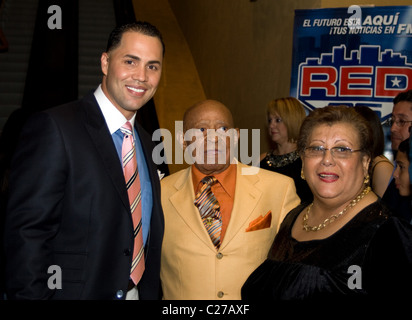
[
  {"x1": 120, "y1": 121, "x2": 144, "y2": 285},
  {"x1": 194, "y1": 176, "x2": 222, "y2": 249}
]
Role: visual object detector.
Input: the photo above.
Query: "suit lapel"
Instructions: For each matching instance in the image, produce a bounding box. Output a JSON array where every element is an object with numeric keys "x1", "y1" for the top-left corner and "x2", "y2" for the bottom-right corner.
[
  {"x1": 169, "y1": 163, "x2": 262, "y2": 251},
  {"x1": 81, "y1": 93, "x2": 130, "y2": 211},
  {"x1": 220, "y1": 162, "x2": 262, "y2": 249},
  {"x1": 169, "y1": 168, "x2": 217, "y2": 251}
]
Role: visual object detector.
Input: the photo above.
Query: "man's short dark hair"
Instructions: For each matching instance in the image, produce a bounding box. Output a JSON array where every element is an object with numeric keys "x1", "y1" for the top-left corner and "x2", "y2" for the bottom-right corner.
[
  {"x1": 393, "y1": 89, "x2": 412, "y2": 105},
  {"x1": 106, "y1": 21, "x2": 165, "y2": 56}
]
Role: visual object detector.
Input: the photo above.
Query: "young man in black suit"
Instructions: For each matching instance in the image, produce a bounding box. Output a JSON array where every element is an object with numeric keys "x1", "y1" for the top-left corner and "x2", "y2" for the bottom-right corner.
[{"x1": 4, "y1": 22, "x2": 165, "y2": 300}]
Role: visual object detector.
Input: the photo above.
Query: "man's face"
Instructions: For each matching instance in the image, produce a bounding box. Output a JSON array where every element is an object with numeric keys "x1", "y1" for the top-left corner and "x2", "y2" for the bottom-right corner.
[
  {"x1": 390, "y1": 101, "x2": 412, "y2": 151},
  {"x1": 183, "y1": 101, "x2": 239, "y2": 175},
  {"x1": 101, "y1": 31, "x2": 163, "y2": 119}
]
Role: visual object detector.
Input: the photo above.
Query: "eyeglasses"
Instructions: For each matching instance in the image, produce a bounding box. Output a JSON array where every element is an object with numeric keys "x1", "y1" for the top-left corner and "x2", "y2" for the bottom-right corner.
[
  {"x1": 304, "y1": 146, "x2": 362, "y2": 159},
  {"x1": 385, "y1": 117, "x2": 412, "y2": 128}
]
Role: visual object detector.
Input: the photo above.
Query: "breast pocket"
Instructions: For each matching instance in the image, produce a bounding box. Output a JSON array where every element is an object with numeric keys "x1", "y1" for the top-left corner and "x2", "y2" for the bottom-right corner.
[{"x1": 243, "y1": 227, "x2": 276, "y2": 261}]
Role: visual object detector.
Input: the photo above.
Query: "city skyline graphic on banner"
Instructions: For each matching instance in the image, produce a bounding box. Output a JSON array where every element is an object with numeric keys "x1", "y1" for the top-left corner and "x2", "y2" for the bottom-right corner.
[{"x1": 290, "y1": 6, "x2": 412, "y2": 122}]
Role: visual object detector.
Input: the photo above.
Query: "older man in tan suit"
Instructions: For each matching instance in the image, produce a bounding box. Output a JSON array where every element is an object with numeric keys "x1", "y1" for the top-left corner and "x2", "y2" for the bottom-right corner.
[{"x1": 160, "y1": 100, "x2": 300, "y2": 300}]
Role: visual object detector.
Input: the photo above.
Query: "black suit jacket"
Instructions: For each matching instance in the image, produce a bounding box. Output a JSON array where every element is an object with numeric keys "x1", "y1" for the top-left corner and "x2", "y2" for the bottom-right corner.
[{"x1": 4, "y1": 93, "x2": 164, "y2": 299}]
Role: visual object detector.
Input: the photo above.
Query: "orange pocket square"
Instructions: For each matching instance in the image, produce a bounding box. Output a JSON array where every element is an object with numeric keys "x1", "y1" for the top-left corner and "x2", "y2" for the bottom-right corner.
[{"x1": 245, "y1": 210, "x2": 272, "y2": 232}]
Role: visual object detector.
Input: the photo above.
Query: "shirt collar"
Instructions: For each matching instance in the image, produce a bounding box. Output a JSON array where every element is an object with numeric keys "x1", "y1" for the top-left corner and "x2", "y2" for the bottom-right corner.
[
  {"x1": 94, "y1": 84, "x2": 136, "y2": 134},
  {"x1": 192, "y1": 164, "x2": 237, "y2": 198}
]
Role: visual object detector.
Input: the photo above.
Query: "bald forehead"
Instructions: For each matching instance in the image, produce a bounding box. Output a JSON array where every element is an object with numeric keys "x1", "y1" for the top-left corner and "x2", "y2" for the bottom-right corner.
[{"x1": 183, "y1": 100, "x2": 234, "y2": 131}]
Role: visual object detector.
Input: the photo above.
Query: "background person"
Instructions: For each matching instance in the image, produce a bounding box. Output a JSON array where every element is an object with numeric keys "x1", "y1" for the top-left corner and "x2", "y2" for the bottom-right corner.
[
  {"x1": 382, "y1": 90, "x2": 412, "y2": 214},
  {"x1": 410, "y1": 132, "x2": 412, "y2": 184},
  {"x1": 392, "y1": 138, "x2": 412, "y2": 223},
  {"x1": 242, "y1": 105, "x2": 412, "y2": 300},
  {"x1": 259, "y1": 97, "x2": 312, "y2": 203},
  {"x1": 388, "y1": 90, "x2": 412, "y2": 153},
  {"x1": 4, "y1": 22, "x2": 165, "y2": 300},
  {"x1": 160, "y1": 99, "x2": 300, "y2": 299},
  {"x1": 353, "y1": 105, "x2": 393, "y2": 198}
]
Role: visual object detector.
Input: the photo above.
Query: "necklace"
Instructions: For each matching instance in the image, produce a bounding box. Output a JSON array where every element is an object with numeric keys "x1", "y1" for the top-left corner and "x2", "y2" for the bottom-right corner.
[
  {"x1": 302, "y1": 186, "x2": 371, "y2": 232},
  {"x1": 265, "y1": 150, "x2": 299, "y2": 168}
]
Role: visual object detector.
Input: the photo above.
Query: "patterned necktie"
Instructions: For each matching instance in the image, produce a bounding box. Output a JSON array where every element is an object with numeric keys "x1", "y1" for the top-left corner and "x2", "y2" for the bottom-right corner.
[
  {"x1": 120, "y1": 121, "x2": 144, "y2": 285},
  {"x1": 194, "y1": 176, "x2": 222, "y2": 249}
]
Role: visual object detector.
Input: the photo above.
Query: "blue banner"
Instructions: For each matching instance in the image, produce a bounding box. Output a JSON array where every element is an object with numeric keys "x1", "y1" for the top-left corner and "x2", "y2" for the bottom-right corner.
[{"x1": 290, "y1": 6, "x2": 412, "y2": 122}]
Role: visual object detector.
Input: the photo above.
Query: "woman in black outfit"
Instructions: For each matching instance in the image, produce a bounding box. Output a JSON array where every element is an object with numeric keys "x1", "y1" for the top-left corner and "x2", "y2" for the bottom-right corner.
[
  {"x1": 243, "y1": 105, "x2": 412, "y2": 300},
  {"x1": 259, "y1": 97, "x2": 312, "y2": 203}
]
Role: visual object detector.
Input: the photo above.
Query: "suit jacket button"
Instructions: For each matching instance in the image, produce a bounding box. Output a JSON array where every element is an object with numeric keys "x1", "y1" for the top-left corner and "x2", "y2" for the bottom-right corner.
[
  {"x1": 124, "y1": 248, "x2": 131, "y2": 256},
  {"x1": 217, "y1": 291, "x2": 224, "y2": 298},
  {"x1": 216, "y1": 252, "x2": 223, "y2": 259},
  {"x1": 116, "y1": 290, "x2": 124, "y2": 299}
]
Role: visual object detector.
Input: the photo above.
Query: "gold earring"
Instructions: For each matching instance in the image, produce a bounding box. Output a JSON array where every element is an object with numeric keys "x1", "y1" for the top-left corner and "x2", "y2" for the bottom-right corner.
[
  {"x1": 301, "y1": 168, "x2": 305, "y2": 180},
  {"x1": 364, "y1": 174, "x2": 370, "y2": 185}
]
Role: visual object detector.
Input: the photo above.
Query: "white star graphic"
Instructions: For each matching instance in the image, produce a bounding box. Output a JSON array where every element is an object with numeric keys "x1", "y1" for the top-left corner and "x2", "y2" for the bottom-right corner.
[{"x1": 391, "y1": 77, "x2": 401, "y2": 87}]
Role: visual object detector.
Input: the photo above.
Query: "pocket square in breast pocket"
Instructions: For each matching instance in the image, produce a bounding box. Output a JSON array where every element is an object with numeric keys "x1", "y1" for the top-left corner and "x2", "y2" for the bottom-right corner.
[{"x1": 245, "y1": 210, "x2": 272, "y2": 232}]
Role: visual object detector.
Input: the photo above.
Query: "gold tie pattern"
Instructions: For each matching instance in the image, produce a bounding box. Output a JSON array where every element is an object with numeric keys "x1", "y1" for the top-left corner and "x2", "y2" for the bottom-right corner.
[
  {"x1": 120, "y1": 121, "x2": 145, "y2": 285},
  {"x1": 194, "y1": 176, "x2": 222, "y2": 249}
]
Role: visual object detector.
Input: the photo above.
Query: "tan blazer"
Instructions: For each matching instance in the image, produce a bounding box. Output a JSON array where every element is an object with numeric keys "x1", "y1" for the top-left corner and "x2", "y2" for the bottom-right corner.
[{"x1": 160, "y1": 161, "x2": 300, "y2": 300}]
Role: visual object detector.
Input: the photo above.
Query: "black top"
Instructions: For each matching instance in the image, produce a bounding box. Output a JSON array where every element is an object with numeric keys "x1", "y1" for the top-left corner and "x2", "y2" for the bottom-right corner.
[
  {"x1": 382, "y1": 178, "x2": 412, "y2": 223},
  {"x1": 242, "y1": 201, "x2": 412, "y2": 300},
  {"x1": 260, "y1": 151, "x2": 313, "y2": 204}
]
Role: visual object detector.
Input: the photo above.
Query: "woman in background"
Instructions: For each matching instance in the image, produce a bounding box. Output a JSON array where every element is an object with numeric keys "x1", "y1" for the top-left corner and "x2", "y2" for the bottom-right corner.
[
  {"x1": 260, "y1": 97, "x2": 312, "y2": 203},
  {"x1": 354, "y1": 106, "x2": 393, "y2": 198}
]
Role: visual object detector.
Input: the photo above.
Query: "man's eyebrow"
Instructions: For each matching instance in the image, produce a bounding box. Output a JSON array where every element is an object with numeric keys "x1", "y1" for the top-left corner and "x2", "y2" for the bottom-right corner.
[
  {"x1": 124, "y1": 54, "x2": 140, "y2": 61},
  {"x1": 394, "y1": 114, "x2": 410, "y2": 120},
  {"x1": 124, "y1": 54, "x2": 161, "y2": 65}
]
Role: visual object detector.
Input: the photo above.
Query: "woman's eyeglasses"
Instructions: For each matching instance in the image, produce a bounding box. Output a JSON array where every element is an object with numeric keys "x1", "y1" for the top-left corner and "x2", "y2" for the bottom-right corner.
[{"x1": 303, "y1": 146, "x2": 362, "y2": 159}]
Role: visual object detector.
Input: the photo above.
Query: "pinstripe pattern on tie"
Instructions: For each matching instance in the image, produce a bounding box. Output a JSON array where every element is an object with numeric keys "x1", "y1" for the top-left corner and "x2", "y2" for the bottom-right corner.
[
  {"x1": 120, "y1": 121, "x2": 145, "y2": 285},
  {"x1": 194, "y1": 176, "x2": 222, "y2": 249}
]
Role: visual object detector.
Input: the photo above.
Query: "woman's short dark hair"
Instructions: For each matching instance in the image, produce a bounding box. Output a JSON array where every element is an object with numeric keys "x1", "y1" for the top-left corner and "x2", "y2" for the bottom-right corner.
[
  {"x1": 353, "y1": 106, "x2": 384, "y2": 158},
  {"x1": 297, "y1": 105, "x2": 373, "y2": 160},
  {"x1": 106, "y1": 21, "x2": 165, "y2": 56}
]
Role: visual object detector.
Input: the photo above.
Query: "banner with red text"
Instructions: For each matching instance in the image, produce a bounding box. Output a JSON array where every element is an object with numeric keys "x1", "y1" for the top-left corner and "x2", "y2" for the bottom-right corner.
[{"x1": 290, "y1": 6, "x2": 412, "y2": 122}]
